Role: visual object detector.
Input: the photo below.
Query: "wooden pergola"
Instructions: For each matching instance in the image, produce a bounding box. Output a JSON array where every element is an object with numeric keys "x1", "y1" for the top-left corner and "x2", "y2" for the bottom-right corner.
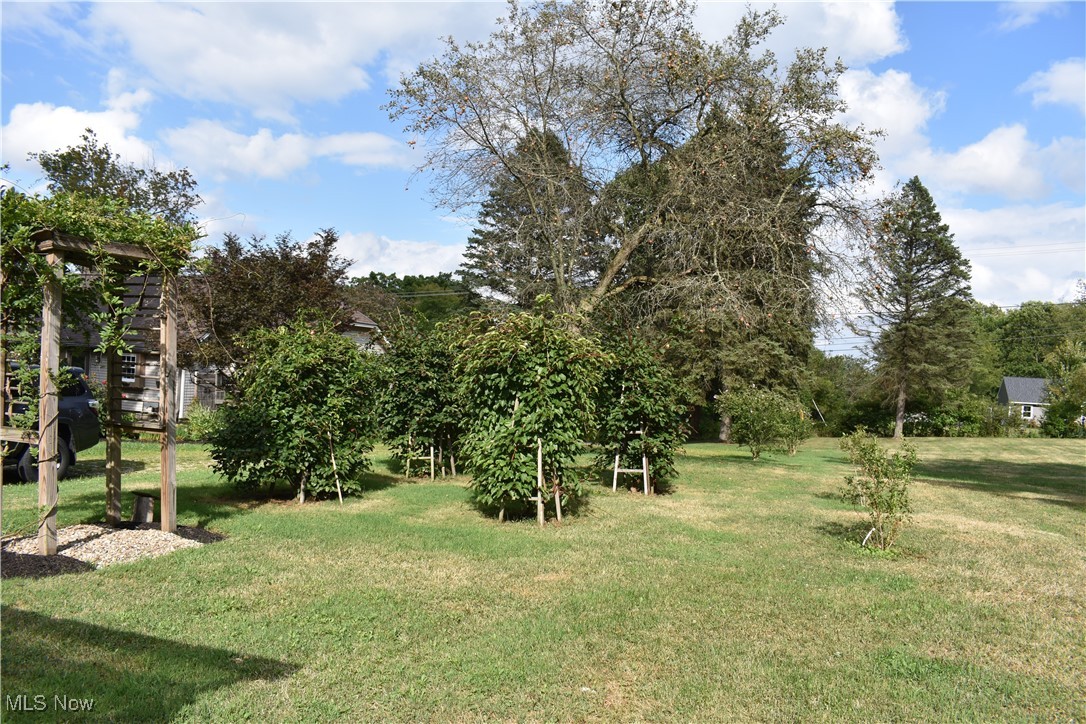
[{"x1": 0, "y1": 230, "x2": 179, "y2": 555}]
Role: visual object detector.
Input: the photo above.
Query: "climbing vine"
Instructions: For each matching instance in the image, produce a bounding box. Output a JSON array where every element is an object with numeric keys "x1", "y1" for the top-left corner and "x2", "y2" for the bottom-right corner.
[{"x1": 1, "y1": 188, "x2": 198, "y2": 431}]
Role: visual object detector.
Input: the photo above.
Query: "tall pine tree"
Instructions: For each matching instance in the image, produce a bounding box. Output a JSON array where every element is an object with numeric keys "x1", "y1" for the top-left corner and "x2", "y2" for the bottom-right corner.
[
  {"x1": 460, "y1": 129, "x2": 606, "y2": 311},
  {"x1": 857, "y1": 176, "x2": 973, "y2": 438}
]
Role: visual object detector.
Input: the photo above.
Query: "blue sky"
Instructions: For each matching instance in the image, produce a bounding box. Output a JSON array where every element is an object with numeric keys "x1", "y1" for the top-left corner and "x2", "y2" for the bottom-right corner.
[{"x1": 3, "y1": 1, "x2": 1083, "y2": 351}]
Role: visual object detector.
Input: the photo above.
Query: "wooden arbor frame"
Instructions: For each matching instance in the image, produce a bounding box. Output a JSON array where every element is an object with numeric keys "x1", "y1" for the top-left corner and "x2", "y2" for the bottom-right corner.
[{"x1": 0, "y1": 231, "x2": 179, "y2": 555}]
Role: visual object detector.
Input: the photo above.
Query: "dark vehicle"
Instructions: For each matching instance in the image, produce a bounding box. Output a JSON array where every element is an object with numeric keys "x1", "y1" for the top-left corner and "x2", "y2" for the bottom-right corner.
[{"x1": 3, "y1": 367, "x2": 101, "y2": 482}]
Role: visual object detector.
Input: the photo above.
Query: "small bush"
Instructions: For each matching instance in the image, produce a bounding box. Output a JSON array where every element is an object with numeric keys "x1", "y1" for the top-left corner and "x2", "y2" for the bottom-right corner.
[
  {"x1": 209, "y1": 315, "x2": 379, "y2": 501},
  {"x1": 840, "y1": 430, "x2": 917, "y2": 550},
  {"x1": 177, "y1": 402, "x2": 222, "y2": 443},
  {"x1": 716, "y1": 387, "x2": 811, "y2": 460},
  {"x1": 595, "y1": 340, "x2": 688, "y2": 492}
]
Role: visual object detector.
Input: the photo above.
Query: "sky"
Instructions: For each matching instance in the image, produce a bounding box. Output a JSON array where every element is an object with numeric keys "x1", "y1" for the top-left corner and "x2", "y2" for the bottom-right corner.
[{"x1": 2, "y1": 1, "x2": 1084, "y2": 354}]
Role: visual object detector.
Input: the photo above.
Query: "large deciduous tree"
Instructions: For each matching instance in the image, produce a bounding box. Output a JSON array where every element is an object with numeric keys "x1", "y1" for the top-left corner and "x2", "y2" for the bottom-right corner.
[
  {"x1": 178, "y1": 229, "x2": 354, "y2": 371},
  {"x1": 855, "y1": 176, "x2": 974, "y2": 439},
  {"x1": 31, "y1": 129, "x2": 201, "y2": 225},
  {"x1": 388, "y1": 0, "x2": 876, "y2": 324}
]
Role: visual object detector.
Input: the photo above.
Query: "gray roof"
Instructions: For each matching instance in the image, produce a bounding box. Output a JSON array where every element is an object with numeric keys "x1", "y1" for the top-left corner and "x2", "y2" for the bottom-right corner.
[{"x1": 998, "y1": 376, "x2": 1048, "y2": 405}]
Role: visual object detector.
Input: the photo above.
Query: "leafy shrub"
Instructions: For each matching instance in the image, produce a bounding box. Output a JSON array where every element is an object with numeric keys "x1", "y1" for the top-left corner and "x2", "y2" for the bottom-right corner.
[
  {"x1": 716, "y1": 387, "x2": 811, "y2": 459},
  {"x1": 177, "y1": 402, "x2": 222, "y2": 443},
  {"x1": 840, "y1": 430, "x2": 917, "y2": 550},
  {"x1": 455, "y1": 305, "x2": 603, "y2": 520},
  {"x1": 595, "y1": 340, "x2": 687, "y2": 492},
  {"x1": 209, "y1": 315, "x2": 379, "y2": 501},
  {"x1": 376, "y1": 319, "x2": 462, "y2": 475},
  {"x1": 1041, "y1": 340, "x2": 1086, "y2": 439}
]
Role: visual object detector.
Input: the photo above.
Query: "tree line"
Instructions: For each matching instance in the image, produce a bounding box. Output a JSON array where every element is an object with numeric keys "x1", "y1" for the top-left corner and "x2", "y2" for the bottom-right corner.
[{"x1": 3, "y1": 0, "x2": 1083, "y2": 475}]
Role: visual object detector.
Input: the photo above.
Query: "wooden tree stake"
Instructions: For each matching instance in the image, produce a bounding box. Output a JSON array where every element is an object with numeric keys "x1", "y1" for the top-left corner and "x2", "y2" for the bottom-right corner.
[
  {"x1": 536, "y1": 437, "x2": 545, "y2": 527},
  {"x1": 327, "y1": 429, "x2": 344, "y2": 505}
]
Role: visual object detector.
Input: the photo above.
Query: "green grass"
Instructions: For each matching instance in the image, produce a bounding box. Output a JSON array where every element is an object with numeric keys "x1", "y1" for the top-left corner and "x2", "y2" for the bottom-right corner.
[{"x1": 2, "y1": 437, "x2": 1083, "y2": 721}]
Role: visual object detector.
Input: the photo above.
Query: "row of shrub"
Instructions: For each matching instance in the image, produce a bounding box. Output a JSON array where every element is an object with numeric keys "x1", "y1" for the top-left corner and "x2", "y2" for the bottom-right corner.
[{"x1": 204, "y1": 304, "x2": 691, "y2": 519}]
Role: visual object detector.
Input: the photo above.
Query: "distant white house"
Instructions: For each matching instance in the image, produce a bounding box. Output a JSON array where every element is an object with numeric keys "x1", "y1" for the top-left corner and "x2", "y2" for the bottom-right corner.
[
  {"x1": 997, "y1": 376, "x2": 1048, "y2": 423},
  {"x1": 341, "y1": 312, "x2": 385, "y2": 355}
]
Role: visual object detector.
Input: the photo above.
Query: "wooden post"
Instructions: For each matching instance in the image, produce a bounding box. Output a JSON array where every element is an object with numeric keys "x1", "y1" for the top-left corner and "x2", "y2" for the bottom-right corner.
[
  {"x1": 37, "y1": 252, "x2": 62, "y2": 555},
  {"x1": 612, "y1": 453, "x2": 620, "y2": 491},
  {"x1": 536, "y1": 437, "x2": 545, "y2": 527},
  {"x1": 429, "y1": 445, "x2": 435, "y2": 481},
  {"x1": 105, "y1": 354, "x2": 122, "y2": 526},
  {"x1": 642, "y1": 450, "x2": 650, "y2": 496},
  {"x1": 159, "y1": 277, "x2": 177, "y2": 532}
]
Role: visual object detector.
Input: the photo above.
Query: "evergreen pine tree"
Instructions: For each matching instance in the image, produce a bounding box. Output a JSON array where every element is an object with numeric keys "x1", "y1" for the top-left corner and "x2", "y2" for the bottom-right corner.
[
  {"x1": 858, "y1": 176, "x2": 974, "y2": 438},
  {"x1": 460, "y1": 129, "x2": 605, "y2": 311}
]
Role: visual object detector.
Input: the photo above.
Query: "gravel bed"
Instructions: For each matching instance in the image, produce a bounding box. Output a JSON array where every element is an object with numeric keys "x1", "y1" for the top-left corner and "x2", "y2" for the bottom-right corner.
[{"x1": 2, "y1": 524, "x2": 224, "y2": 579}]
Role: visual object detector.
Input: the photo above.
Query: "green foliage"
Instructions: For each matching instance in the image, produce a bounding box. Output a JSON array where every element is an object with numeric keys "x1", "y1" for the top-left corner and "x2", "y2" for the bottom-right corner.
[
  {"x1": 840, "y1": 430, "x2": 917, "y2": 550},
  {"x1": 461, "y1": 129, "x2": 605, "y2": 313},
  {"x1": 357, "y1": 271, "x2": 483, "y2": 328},
  {"x1": 856, "y1": 176, "x2": 974, "y2": 438},
  {"x1": 594, "y1": 339, "x2": 688, "y2": 490},
  {"x1": 806, "y1": 351, "x2": 877, "y2": 435},
  {"x1": 1, "y1": 183, "x2": 197, "y2": 438},
  {"x1": 455, "y1": 304, "x2": 603, "y2": 517},
  {"x1": 717, "y1": 387, "x2": 811, "y2": 459},
  {"x1": 1041, "y1": 340, "x2": 1086, "y2": 438},
  {"x1": 209, "y1": 316, "x2": 379, "y2": 500},
  {"x1": 376, "y1": 320, "x2": 462, "y2": 474},
  {"x1": 391, "y1": 1, "x2": 877, "y2": 326},
  {"x1": 31, "y1": 128, "x2": 201, "y2": 225},
  {"x1": 177, "y1": 403, "x2": 223, "y2": 443},
  {"x1": 178, "y1": 229, "x2": 353, "y2": 372}
]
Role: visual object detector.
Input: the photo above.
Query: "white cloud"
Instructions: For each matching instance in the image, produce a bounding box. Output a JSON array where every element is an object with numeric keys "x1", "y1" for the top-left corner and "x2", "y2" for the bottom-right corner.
[
  {"x1": 815, "y1": 2, "x2": 908, "y2": 66},
  {"x1": 162, "y1": 121, "x2": 411, "y2": 181},
  {"x1": 338, "y1": 231, "x2": 465, "y2": 278},
  {"x1": 908, "y1": 125, "x2": 1053, "y2": 201},
  {"x1": 1, "y1": 91, "x2": 156, "y2": 178},
  {"x1": 839, "y1": 69, "x2": 945, "y2": 155},
  {"x1": 944, "y1": 203, "x2": 1085, "y2": 305},
  {"x1": 996, "y1": 1, "x2": 1065, "y2": 32},
  {"x1": 1018, "y1": 58, "x2": 1086, "y2": 115},
  {"x1": 695, "y1": 2, "x2": 906, "y2": 67},
  {"x1": 79, "y1": 2, "x2": 504, "y2": 122},
  {"x1": 1039, "y1": 136, "x2": 1086, "y2": 193}
]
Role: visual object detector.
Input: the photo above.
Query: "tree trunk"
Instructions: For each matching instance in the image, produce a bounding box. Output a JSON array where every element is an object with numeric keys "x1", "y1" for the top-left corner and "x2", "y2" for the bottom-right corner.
[
  {"x1": 894, "y1": 385, "x2": 907, "y2": 439},
  {"x1": 718, "y1": 413, "x2": 732, "y2": 443}
]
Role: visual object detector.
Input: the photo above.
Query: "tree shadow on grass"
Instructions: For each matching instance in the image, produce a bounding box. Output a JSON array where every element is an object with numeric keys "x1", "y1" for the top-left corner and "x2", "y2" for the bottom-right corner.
[
  {"x1": 0, "y1": 606, "x2": 297, "y2": 720},
  {"x1": 916, "y1": 459, "x2": 1085, "y2": 509},
  {"x1": 816, "y1": 519, "x2": 873, "y2": 545},
  {"x1": 56, "y1": 483, "x2": 259, "y2": 530}
]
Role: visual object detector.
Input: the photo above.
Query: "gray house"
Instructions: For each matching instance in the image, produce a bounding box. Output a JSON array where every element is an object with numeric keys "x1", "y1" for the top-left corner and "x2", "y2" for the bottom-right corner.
[
  {"x1": 997, "y1": 376, "x2": 1049, "y2": 423},
  {"x1": 63, "y1": 307, "x2": 384, "y2": 420}
]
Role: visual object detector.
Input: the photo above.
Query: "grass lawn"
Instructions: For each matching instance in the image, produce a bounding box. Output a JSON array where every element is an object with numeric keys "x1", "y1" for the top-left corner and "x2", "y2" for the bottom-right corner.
[{"x1": 2, "y1": 436, "x2": 1083, "y2": 721}]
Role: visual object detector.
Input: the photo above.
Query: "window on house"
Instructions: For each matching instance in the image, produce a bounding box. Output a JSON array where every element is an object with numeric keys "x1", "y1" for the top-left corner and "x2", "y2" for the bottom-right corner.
[
  {"x1": 1021, "y1": 405, "x2": 1032, "y2": 419},
  {"x1": 121, "y1": 354, "x2": 138, "y2": 383},
  {"x1": 214, "y1": 371, "x2": 227, "y2": 403}
]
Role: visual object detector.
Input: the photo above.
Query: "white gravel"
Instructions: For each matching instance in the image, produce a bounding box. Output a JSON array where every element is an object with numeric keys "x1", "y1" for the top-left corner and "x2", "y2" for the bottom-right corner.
[{"x1": 2, "y1": 524, "x2": 222, "y2": 577}]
